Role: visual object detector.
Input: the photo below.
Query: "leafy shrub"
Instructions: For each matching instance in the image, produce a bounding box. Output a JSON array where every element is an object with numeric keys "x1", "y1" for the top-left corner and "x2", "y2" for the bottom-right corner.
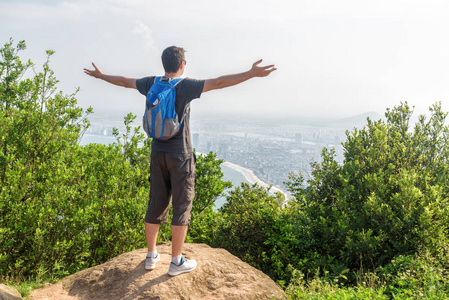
[
  {"x1": 211, "y1": 183, "x2": 300, "y2": 284},
  {"x1": 285, "y1": 269, "x2": 388, "y2": 300},
  {"x1": 0, "y1": 39, "x2": 151, "y2": 278},
  {"x1": 376, "y1": 249, "x2": 449, "y2": 299},
  {"x1": 187, "y1": 152, "x2": 232, "y2": 243},
  {"x1": 286, "y1": 102, "x2": 449, "y2": 279},
  {"x1": 285, "y1": 247, "x2": 449, "y2": 299}
]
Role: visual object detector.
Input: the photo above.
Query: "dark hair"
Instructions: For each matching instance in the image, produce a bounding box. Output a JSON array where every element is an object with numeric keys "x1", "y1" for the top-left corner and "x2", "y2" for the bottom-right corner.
[{"x1": 161, "y1": 46, "x2": 185, "y2": 73}]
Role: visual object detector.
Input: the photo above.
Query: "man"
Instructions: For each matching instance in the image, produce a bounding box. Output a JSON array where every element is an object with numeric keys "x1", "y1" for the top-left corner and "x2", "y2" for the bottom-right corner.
[{"x1": 84, "y1": 46, "x2": 276, "y2": 276}]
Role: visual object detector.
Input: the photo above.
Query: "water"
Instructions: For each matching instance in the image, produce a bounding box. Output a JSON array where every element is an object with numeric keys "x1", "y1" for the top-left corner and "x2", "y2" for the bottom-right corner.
[{"x1": 214, "y1": 163, "x2": 250, "y2": 209}]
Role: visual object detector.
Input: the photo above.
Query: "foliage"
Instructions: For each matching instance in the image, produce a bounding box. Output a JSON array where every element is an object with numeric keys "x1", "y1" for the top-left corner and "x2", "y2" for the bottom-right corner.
[
  {"x1": 211, "y1": 183, "x2": 299, "y2": 284},
  {"x1": 285, "y1": 269, "x2": 388, "y2": 300},
  {"x1": 376, "y1": 247, "x2": 449, "y2": 299},
  {"x1": 187, "y1": 151, "x2": 231, "y2": 243},
  {"x1": 286, "y1": 102, "x2": 449, "y2": 280},
  {"x1": 0, "y1": 39, "x2": 151, "y2": 279},
  {"x1": 0, "y1": 275, "x2": 46, "y2": 299},
  {"x1": 211, "y1": 102, "x2": 449, "y2": 295},
  {"x1": 285, "y1": 247, "x2": 449, "y2": 299}
]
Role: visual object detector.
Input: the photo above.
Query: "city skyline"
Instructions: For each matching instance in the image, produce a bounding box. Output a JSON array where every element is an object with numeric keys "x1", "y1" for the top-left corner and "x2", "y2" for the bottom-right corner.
[{"x1": 80, "y1": 108, "x2": 382, "y2": 193}]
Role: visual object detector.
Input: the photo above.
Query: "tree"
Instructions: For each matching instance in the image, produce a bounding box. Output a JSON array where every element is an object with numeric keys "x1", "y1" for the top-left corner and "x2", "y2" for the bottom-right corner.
[
  {"x1": 211, "y1": 183, "x2": 297, "y2": 284},
  {"x1": 286, "y1": 102, "x2": 449, "y2": 278},
  {"x1": 0, "y1": 38, "x2": 95, "y2": 278}
]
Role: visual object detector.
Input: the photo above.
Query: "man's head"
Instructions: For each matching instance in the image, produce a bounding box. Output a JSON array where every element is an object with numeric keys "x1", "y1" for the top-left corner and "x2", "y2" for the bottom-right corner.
[{"x1": 162, "y1": 46, "x2": 186, "y2": 74}]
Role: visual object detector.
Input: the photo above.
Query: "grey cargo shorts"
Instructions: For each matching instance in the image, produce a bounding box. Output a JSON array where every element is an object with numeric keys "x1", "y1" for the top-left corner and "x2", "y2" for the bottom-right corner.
[{"x1": 145, "y1": 151, "x2": 196, "y2": 226}]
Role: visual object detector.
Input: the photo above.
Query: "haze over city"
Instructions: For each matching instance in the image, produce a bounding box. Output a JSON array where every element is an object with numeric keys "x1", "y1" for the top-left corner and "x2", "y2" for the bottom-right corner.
[{"x1": 1, "y1": 0, "x2": 449, "y2": 120}]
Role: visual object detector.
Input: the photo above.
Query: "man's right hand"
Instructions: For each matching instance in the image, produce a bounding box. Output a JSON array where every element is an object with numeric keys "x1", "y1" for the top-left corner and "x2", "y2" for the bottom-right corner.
[{"x1": 202, "y1": 59, "x2": 276, "y2": 93}]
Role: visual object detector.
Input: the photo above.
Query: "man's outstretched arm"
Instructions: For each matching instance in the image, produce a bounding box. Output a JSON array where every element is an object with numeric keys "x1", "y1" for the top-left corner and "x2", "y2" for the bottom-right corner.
[
  {"x1": 83, "y1": 63, "x2": 137, "y2": 89},
  {"x1": 202, "y1": 59, "x2": 276, "y2": 93}
]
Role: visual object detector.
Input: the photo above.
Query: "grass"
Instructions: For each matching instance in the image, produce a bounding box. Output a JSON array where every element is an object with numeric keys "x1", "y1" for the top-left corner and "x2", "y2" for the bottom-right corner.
[
  {"x1": 284, "y1": 252, "x2": 449, "y2": 300},
  {"x1": 1, "y1": 274, "x2": 52, "y2": 299}
]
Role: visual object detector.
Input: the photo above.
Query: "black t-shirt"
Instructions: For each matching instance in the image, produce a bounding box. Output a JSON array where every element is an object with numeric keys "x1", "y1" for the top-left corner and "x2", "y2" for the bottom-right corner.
[{"x1": 136, "y1": 76, "x2": 205, "y2": 154}]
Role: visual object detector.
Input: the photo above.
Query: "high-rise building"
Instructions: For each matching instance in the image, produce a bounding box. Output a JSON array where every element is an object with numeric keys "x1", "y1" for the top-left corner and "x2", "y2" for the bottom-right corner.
[
  {"x1": 219, "y1": 143, "x2": 229, "y2": 160},
  {"x1": 295, "y1": 133, "x2": 303, "y2": 145},
  {"x1": 193, "y1": 133, "x2": 199, "y2": 149}
]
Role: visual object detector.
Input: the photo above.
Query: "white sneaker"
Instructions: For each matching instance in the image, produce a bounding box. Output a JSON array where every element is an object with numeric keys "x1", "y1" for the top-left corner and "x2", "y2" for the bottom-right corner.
[
  {"x1": 167, "y1": 257, "x2": 197, "y2": 276},
  {"x1": 145, "y1": 253, "x2": 160, "y2": 270}
]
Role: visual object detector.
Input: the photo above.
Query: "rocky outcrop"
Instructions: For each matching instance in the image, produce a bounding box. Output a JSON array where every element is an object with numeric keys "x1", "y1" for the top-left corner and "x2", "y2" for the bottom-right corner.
[
  {"x1": 30, "y1": 243, "x2": 286, "y2": 299},
  {"x1": 0, "y1": 284, "x2": 22, "y2": 300}
]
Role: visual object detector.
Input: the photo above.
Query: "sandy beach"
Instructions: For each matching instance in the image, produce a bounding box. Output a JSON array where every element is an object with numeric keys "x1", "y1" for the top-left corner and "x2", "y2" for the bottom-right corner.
[{"x1": 221, "y1": 161, "x2": 287, "y2": 196}]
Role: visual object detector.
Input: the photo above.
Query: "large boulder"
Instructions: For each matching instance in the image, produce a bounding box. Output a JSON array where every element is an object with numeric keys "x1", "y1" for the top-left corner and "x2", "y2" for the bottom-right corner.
[
  {"x1": 0, "y1": 284, "x2": 22, "y2": 300},
  {"x1": 30, "y1": 243, "x2": 286, "y2": 299}
]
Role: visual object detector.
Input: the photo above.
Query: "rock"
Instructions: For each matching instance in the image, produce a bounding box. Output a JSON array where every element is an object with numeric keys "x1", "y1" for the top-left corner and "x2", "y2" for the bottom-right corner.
[
  {"x1": 29, "y1": 243, "x2": 286, "y2": 299},
  {"x1": 0, "y1": 284, "x2": 22, "y2": 300}
]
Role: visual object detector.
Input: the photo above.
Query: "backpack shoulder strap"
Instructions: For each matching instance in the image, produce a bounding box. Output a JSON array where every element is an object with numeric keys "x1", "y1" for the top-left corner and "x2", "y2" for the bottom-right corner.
[
  {"x1": 147, "y1": 76, "x2": 162, "y2": 96},
  {"x1": 173, "y1": 78, "x2": 185, "y2": 85},
  {"x1": 168, "y1": 77, "x2": 185, "y2": 88}
]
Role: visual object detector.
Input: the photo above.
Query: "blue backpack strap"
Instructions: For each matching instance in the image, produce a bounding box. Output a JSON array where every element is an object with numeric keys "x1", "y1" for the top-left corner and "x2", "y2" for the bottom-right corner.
[
  {"x1": 146, "y1": 76, "x2": 162, "y2": 97},
  {"x1": 171, "y1": 78, "x2": 186, "y2": 124}
]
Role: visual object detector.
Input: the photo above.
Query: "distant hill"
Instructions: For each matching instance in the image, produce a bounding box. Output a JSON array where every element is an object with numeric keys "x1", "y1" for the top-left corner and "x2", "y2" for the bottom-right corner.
[{"x1": 328, "y1": 111, "x2": 383, "y2": 129}]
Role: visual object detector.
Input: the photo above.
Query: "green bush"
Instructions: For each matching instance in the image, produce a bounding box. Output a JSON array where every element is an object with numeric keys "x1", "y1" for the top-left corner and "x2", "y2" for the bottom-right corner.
[
  {"x1": 187, "y1": 151, "x2": 231, "y2": 244},
  {"x1": 285, "y1": 269, "x2": 388, "y2": 300},
  {"x1": 0, "y1": 39, "x2": 151, "y2": 278},
  {"x1": 285, "y1": 248, "x2": 449, "y2": 299},
  {"x1": 211, "y1": 183, "x2": 300, "y2": 285},
  {"x1": 286, "y1": 102, "x2": 449, "y2": 280},
  {"x1": 376, "y1": 249, "x2": 449, "y2": 299}
]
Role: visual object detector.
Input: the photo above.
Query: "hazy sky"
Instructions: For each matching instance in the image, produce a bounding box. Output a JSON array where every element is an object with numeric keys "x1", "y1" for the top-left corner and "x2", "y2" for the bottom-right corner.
[{"x1": 1, "y1": 0, "x2": 449, "y2": 119}]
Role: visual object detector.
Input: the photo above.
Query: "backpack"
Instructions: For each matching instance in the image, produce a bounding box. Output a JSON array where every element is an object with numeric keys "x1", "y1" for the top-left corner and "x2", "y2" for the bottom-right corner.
[{"x1": 142, "y1": 76, "x2": 185, "y2": 140}]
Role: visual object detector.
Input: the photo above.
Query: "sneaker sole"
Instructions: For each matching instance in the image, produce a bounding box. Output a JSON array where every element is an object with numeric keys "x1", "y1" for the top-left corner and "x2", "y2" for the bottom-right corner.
[
  {"x1": 167, "y1": 263, "x2": 197, "y2": 276},
  {"x1": 145, "y1": 256, "x2": 160, "y2": 270}
]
